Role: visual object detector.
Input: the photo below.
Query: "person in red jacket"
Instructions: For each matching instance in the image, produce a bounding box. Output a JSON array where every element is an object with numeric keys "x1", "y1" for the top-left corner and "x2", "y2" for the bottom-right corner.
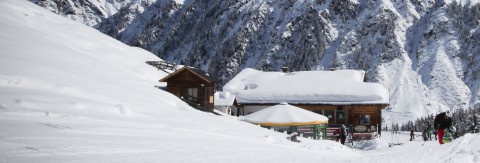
[{"x1": 434, "y1": 111, "x2": 453, "y2": 144}]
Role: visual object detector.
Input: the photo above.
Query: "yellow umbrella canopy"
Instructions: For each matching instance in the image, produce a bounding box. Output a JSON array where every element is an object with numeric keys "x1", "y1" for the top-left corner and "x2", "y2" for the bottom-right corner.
[{"x1": 239, "y1": 103, "x2": 329, "y2": 127}]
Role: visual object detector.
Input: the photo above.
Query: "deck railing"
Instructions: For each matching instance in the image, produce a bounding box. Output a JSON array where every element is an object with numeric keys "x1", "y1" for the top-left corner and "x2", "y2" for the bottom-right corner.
[{"x1": 146, "y1": 61, "x2": 177, "y2": 72}]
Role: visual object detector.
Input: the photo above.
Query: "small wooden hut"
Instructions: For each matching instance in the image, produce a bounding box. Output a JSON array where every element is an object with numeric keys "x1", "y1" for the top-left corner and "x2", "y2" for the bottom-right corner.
[{"x1": 160, "y1": 67, "x2": 217, "y2": 111}]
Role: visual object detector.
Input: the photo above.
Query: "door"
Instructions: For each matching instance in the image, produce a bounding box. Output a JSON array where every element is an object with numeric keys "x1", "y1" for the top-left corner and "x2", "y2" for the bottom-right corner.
[
  {"x1": 187, "y1": 88, "x2": 198, "y2": 102},
  {"x1": 324, "y1": 110, "x2": 335, "y2": 124}
]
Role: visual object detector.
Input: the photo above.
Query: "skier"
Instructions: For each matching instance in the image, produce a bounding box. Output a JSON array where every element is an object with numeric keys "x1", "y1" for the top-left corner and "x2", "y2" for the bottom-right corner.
[
  {"x1": 426, "y1": 123, "x2": 433, "y2": 140},
  {"x1": 410, "y1": 129, "x2": 414, "y2": 141},
  {"x1": 339, "y1": 125, "x2": 347, "y2": 145},
  {"x1": 443, "y1": 126, "x2": 457, "y2": 143},
  {"x1": 422, "y1": 129, "x2": 428, "y2": 141},
  {"x1": 434, "y1": 111, "x2": 453, "y2": 144}
]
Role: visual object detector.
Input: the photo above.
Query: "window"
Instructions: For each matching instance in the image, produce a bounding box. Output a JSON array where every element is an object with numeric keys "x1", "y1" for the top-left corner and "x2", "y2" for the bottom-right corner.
[
  {"x1": 337, "y1": 111, "x2": 346, "y2": 124},
  {"x1": 187, "y1": 88, "x2": 198, "y2": 101},
  {"x1": 336, "y1": 106, "x2": 346, "y2": 124},
  {"x1": 313, "y1": 110, "x2": 323, "y2": 115},
  {"x1": 324, "y1": 110, "x2": 335, "y2": 123},
  {"x1": 360, "y1": 115, "x2": 371, "y2": 124}
]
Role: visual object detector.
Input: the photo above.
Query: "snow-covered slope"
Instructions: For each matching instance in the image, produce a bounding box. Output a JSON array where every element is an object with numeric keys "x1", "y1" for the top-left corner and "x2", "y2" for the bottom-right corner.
[
  {"x1": 1, "y1": 1, "x2": 480, "y2": 162},
  {"x1": 0, "y1": 0, "x2": 181, "y2": 121}
]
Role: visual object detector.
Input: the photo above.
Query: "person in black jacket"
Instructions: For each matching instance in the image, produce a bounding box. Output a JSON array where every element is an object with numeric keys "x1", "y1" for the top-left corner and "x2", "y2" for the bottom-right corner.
[
  {"x1": 410, "y1": 129, "x2": 414, "y2": 141},
  {"x1": 339, "y1": 125, "x2": 347, "y2": 145},
  {"x1": 434, "y1": 111, "x2": 453, "y2": 144}
]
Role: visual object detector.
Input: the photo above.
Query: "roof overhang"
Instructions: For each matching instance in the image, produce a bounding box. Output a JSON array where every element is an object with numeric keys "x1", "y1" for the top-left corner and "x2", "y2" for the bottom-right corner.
[{"x1": 159, "y1": 66, "x2": 218, "y2": 83}]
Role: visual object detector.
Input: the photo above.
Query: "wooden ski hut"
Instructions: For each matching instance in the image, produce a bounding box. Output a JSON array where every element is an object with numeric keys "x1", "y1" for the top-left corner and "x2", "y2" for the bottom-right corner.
[
  {"x1": 160, "y1": 67, "x2": 217, "y2": 111},
  {"x1": 223, "y1": 68, "x2": 389, "y2": 138}
]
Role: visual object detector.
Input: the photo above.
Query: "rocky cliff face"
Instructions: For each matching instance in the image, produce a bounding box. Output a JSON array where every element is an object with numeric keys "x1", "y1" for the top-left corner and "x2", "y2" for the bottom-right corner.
[
  {"x1": 32, "y1": 0, "x2": 480, "y2": 124},
  {"x1": 29, "y1": 0, "x2": 137, "y2": 26}
]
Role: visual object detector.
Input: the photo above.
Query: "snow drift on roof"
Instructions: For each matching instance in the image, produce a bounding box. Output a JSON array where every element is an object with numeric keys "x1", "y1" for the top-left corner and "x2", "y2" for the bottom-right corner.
[
  {"x1": 214, "y1": 92, "x2": 236, "y2": 106},
  {"x1": 223, "y1": 68, "x2": 389, "y2": 105}
]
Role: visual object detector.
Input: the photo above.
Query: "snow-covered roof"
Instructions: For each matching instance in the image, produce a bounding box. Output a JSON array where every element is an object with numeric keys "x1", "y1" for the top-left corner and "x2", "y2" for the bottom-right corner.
[
  {"x1": 223, "y1": 68, "x2": 389, "y2": 105},
  {"x1": 239, "y1": 103, "x2": 329, "y2": 126},
  {"x1": 159, "y1": 66, "x2": 218, "y2": 83},
  {"x1": 214, "y1": 92, "x2": 236, "y2": 106}
]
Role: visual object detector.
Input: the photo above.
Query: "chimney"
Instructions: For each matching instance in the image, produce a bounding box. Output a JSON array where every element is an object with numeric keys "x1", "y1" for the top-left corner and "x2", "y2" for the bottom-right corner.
[{"x1": 281, "y1": 67, "x2": 289, "y2": 73}]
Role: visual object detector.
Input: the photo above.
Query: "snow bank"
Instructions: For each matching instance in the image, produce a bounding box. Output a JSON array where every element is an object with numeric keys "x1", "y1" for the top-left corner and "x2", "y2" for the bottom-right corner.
[{"x1": 358, "y1": 132, "x2": 480, "y2": 163}]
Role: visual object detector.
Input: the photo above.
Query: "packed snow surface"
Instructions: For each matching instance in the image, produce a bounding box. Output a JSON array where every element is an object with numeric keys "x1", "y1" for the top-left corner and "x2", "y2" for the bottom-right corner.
[
  {"x1": 0, "y1": 0, "x2": 479, "y2": 162},
  {"x1": 223, "y1": 68, "x2": 389, "y2": 104}
]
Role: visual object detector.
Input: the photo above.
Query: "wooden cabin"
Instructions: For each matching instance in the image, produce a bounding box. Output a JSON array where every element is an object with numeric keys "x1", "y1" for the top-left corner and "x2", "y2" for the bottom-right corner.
[
  {"x1": 159, "y1": 67, "x2": 217, "y2": 111},
  {"x1": 223, "y1": 68, "x2": 389, "y2": 137}
]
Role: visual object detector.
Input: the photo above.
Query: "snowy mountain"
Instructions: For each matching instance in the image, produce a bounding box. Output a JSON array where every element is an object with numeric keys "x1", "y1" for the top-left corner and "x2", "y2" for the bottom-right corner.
[
  {"x1": 28, "y1": 0, "x2": 140, "y2": 26},
  {"x1": 2, "y1": 0, "x2": 480, "y2": 162},
  {"x1": 31, "y1": 0, "x2": 480, "y2": 125}
]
